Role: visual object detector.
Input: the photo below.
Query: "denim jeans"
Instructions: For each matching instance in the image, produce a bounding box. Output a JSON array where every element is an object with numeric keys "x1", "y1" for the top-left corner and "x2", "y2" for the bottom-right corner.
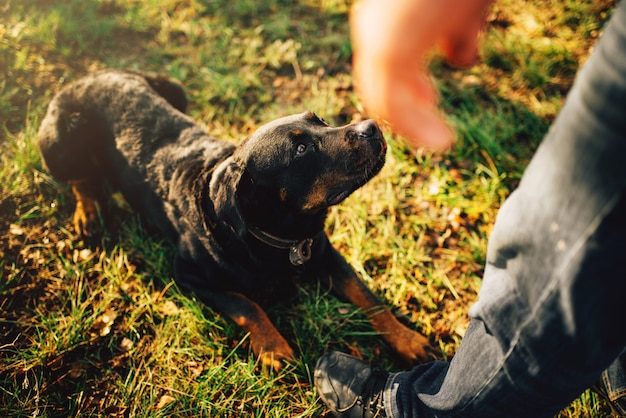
[
  {"x1": 385, "y1": 3, "x2": 626, "y2": 417},
  {"x1": 600, "y1": 353, "x2": 626, "y2": 415}
]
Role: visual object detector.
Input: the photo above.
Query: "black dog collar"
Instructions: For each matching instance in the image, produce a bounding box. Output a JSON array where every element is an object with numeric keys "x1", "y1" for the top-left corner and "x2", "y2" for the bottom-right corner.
[{"x1": 248, "y1": 226, "x2": 317, "y2": 266}]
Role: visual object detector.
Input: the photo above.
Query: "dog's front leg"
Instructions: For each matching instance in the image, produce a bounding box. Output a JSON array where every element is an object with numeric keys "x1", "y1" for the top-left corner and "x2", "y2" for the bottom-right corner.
[
  {"x1": 175, "y1": 255, "x2": 295, "y2": 372},
  {"x1": 200, "y1": 289, "x2": 295, "y2": 371},
  {"x1": 218, "y1": 290, "x2": 296, "y2": 372},
  {"x1": 321, "y1": 245, "x2": 430, "y2": 364}
]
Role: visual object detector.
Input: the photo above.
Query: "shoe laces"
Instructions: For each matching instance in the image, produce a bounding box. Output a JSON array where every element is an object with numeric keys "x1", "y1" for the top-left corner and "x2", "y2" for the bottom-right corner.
[{"x1": 355, "y1": 367, "x2": 388, "y2": 417}]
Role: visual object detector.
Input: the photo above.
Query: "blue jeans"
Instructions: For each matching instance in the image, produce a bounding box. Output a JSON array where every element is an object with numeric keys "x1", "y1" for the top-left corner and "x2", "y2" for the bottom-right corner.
[{"x1": 385, "y1": 3, "x2": 626, "y2": 417}]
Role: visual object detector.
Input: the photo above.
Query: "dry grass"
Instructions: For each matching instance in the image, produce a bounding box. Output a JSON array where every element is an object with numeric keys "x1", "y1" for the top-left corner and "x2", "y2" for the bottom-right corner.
[{"x1": 0, "y1": 0, "x2": 618, "y2": 416}]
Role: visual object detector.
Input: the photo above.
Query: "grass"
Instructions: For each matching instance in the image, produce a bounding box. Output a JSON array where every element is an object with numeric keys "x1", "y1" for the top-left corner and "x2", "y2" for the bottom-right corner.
[{"x1": 0, "y1": 0, "x2": 618, "y2": 416}]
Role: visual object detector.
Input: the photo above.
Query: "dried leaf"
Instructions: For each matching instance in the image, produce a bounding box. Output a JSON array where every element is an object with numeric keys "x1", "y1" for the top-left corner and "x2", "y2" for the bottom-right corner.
[
  {"x1": 159, "y1": 300, "x2": 180, "y2": 316},
  {"x1": 91, "y1": 310, "x2": 118, "y2": 337},
  {"x1": 9, "y1": 224, "x2": 24, "y2": 235},
  {"x1": 156, "y1": 394, "x2": 176, "y2": 410},
  {"x1": 119, "y1": 337, "x2": 133, "y2": 352},
  {"x1": 68, "y1": 363, "x2": 85, "y2": 379},
  {"x1": 185, "y1": 360, "x2": 204, "y2": 378},
  {"x1": 447, "y1": 207, "x2": 463, "y2": 232},
  {"x1": 109, "y1": 353, "x2": 129, "y2": 368}
]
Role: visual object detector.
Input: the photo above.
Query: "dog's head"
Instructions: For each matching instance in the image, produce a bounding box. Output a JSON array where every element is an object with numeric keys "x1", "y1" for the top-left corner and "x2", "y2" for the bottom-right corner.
[{"x1": 221, "y1": 111, "x2": 386, "y2": 237}]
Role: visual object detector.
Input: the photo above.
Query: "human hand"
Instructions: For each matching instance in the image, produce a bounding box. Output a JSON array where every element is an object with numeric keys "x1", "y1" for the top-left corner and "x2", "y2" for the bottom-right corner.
[{"x1": 350, "y1": 0, "x2": 493, "y2": 150}]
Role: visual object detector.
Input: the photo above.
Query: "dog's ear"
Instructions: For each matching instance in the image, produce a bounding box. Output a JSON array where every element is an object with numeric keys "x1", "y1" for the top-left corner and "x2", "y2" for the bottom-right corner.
[
  {"x1": 236, "y1": 168, "x2": 255, "y2": 207},
  {"x1": 209, "y1": 157, "x2": 247, "y2": 237}
]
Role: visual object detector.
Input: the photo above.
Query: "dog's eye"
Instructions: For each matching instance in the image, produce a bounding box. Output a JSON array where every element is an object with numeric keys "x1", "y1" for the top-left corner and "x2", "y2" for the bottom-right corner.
[{"x1": 295, "y1": 143, "x2": 307, "y2": 155}]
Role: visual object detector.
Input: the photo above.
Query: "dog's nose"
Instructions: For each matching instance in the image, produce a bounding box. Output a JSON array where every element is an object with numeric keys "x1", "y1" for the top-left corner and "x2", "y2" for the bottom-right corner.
[{"x1": 355, "y1": 119, "x2": 380, "y2": 140}]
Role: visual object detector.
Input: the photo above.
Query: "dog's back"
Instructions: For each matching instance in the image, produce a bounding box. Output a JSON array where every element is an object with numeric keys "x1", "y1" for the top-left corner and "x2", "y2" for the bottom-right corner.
[
  {"x1": 121, "y1": 69, "x2": 188, "y2": 114},
  {"x1": 37, "y1": 69, "x2": 234, "y2": 243},
  {"x1": 38, "y1": 69, "x2": 190, "y2": 181}
]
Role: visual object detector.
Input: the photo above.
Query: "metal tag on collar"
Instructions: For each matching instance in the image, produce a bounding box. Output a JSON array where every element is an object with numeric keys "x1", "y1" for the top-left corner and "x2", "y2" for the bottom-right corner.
[{"x1": 289, "y1": 238, "x2": 313, "y2": 266}]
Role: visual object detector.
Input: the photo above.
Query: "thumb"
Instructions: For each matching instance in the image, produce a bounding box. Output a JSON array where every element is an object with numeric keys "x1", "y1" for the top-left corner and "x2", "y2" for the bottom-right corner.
[{"x1": 440, "y1": 19, "x2": 482, "y2": 66}]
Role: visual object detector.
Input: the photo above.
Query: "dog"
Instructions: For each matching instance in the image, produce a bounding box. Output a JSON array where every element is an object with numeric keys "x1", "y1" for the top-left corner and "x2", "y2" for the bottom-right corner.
[{"x1": 38, "y1": 69, "x2": 429, "y2": 371}]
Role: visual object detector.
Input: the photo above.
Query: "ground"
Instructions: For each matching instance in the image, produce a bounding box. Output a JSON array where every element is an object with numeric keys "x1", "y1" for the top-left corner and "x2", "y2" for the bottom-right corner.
[{"x1": 0, "y1": 0, "x2": 618, "y2": 416}]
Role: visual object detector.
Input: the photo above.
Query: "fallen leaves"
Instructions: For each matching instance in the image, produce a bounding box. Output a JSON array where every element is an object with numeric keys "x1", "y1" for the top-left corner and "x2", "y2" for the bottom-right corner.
[
  {"x1": 185, "y1": 359, "x2": 204, "y2": 378},
  {"x1": 9, "y1": 223, "x2": 24, "y2": 236},
  {"x1": 159, "y1": 300, "x2": 181, "y2": 316},
  {"x1": 156, "y1": 393, "x2": 176, "y2": 410},
  {"x1": 91, "y1": 309, "x2": 118, "y2": 338}
]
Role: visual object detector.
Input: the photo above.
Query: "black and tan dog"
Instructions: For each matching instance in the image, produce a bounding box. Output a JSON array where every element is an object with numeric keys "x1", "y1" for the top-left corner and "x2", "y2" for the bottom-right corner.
[{"x1": 38, "y1": 69, "x2": 429, "y2": 370}]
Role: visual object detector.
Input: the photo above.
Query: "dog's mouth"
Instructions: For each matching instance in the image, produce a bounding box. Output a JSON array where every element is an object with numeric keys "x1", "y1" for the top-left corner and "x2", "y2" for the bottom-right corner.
[
  {"x1": 326, "y1": 189, "x2": 352, "y2": 206},
  {"x1": 325, "y1": 144, "x2": 386, "y2": 207}
]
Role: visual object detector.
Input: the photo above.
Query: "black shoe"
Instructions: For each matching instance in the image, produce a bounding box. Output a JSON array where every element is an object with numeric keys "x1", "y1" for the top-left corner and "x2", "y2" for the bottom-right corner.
[{"x1": 314, "y1": 351, "x2": 390, "y2": 418}]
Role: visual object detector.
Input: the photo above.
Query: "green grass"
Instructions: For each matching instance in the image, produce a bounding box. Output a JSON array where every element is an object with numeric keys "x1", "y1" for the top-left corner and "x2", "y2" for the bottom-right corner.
[{"x1": 0, "y1": 0, "x2": 618, "y2": 416}]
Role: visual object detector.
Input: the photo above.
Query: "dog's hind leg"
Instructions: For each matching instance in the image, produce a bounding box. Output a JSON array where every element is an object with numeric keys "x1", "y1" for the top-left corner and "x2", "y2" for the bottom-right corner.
[
  {"x1": 69, "y1": 178, "x2": 104, "y2": 238},
  {"x1": 38, "y1": 93, "x2": 110, "y2": 238}
]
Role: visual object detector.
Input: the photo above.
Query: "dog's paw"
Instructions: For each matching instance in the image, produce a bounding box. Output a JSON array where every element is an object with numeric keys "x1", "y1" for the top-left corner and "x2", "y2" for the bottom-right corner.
[
  {"x1": 258, "y1": 349, "x2": 296, "y2": 373},
  {"x1": 251, "y1": 335, "x2": 296, "y2": 373},
  {"x1": 73, "y1": 201, "x2": 100, "y2": 238},
  {"x1": 391, "y1": 328, "x2": 430, "y2": 365}
]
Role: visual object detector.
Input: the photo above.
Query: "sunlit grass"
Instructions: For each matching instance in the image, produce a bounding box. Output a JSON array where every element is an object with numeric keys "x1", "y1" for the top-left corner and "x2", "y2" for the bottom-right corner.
[{"x1": 0, "y1": 0, "x2": 617, "y2": 416}]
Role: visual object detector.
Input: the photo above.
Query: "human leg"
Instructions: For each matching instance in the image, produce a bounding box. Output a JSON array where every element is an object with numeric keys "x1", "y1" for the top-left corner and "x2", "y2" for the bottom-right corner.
[
  {"x1": 316, "y1": 3, "x2": 626, "y2": 417},
  {"x1": 595, "y1": 352, "x2": 626, "y2": 416}
]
